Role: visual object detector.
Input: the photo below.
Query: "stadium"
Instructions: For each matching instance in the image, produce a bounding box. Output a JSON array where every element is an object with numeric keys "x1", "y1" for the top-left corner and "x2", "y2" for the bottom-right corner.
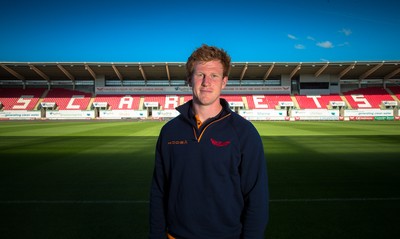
[
  {"x1": 1, "y1": 61, "x2": 400, "y2": 120},
  {"x1": 1, "y1": 61, "x2": 400, "y2": 239}
]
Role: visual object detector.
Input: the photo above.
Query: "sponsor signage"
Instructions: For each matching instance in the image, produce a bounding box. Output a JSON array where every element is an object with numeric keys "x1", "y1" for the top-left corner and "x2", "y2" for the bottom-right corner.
[
  {"x1": 279, "y1": 101, "x2": 294, "y2": 107},
  {"x1": 344, "y1": 109, "x2": 393, "y2": 117},
  {"x1": 144, "y1": 102, "x2": 159, "y2": 107},
  {"x1": 382, "y1": 101, "x2": 398, "y2": 106},
  {"x1": 46, "y1": 110, "x2": 94, "y2": 119},
  {"x1": 152, "y1": 110, "x2": 180, "y2": 118},
  {"x1": 0, "y1": 110, "x2": 41, "y2": 119},
  {"x1": 223, "y1": 86, "x2": 291, "y2": 94},
  {"x1": 240, "y1": 109, "x2": 287, "y2": 117},
  {"x1": 229, "y1": 102, "x2": 244, "y2": 107},
  {"x1": 93, "y1": 102, "x2": 108, "y2": 108},
  {"x1": 291, "y1": 109, "x2": 339, "y2": 117},
  {"x1": 374, "y1": 116, "x2": 395, "y2": 121},
  {"x1": 291, "y1": 109, "x2": 340, "y2": 120},
  {"x1": 239, "y1": 109, "x2": 287, "y2": 121},
  {"x1": 41, "y1": 102, "x2": 56, "y2": 108},
  {"x1": 348, "y1": 116, "x2": 394, "y2": 121},
  {"x1": 330, "y1": 101, "x2": 345, "y2": 107},
  {"x1": 96, "y1": 86, "x2": 291, "y2": 95},
  {"x1": 99, "y1": 110, "x2": 147, "y2": 119},
  {"x1": 349, "y1": 116, "x2": 375, "y2": 121}
]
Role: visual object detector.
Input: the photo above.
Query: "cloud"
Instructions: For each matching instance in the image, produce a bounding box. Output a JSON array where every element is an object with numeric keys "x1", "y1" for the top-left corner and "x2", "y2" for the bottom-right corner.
[
  {"x1": 307, "y1": 36, "x2": 316, "y2": 41},
  {"x1": 288, "y1": 34, "x2": 297, "y2": 40},
  {"x1": 316, "y1": 41, "x2": 334, "y2": 48},
  {"x1": 295, "y1": 44, "x2": 305, "y2": 49},
  {"x1": 338, "y1": 42, "x2": 350, "y2": 47},
  {"x1": 339, "y1": 28, "x2": 352, "y2": 36}
]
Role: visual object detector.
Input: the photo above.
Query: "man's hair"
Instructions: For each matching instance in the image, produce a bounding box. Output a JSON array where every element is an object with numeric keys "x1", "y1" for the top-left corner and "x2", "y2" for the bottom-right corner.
[{"x1": 186, "y1": 44, "x2": 231, "y2": 80}]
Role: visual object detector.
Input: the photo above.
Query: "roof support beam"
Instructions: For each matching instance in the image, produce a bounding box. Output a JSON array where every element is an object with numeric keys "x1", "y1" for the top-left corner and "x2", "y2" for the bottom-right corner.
[
  {"x1": 84, "y1": 64, "x2": 96, "y2": 80},
  {"x1": 29, "y1": 64, "x2": 50, "y2": 81},
  {"x1": 239, "y1": 63, "x2": 248, "y2": 83},
  {"x1": 263, "y1": 63, "x2": 275, "y2": 81},
  {"x1": 289, "y1": 63, "x2": 301, "y2": 79},
  {"x1": 139, "y1": 64, "x2": 147, "y2": 82},
  {"x1": 111, "y1": 64, "x2": 123, "y2": 82},
  {"x1": 315, "y1": 62, "x2": 329, "y2": 77},
  {"x1": 359, "y1": 62, "x2": 384, "y2": 80},
  {"x1": 165, "y1": 63, "x2": 171, "y2": 82},
  {"x1": 0, "y1": 64, "x2": 25, "y2": 81},
  {"x1": 57, "y1": 64, "x2": 75, "y2": 82},
  {"x1": 339, "y1": 61, "x2": 356, "y2": 79},
  {"x1": 384, "y1": 67, "x2": 400, "y2": 80}
]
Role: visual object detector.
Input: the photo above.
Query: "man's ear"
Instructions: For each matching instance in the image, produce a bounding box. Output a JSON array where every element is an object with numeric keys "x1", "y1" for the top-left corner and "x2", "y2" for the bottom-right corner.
[{"x1": 222, "y1": 76, "x2": 228, "y2": 88}]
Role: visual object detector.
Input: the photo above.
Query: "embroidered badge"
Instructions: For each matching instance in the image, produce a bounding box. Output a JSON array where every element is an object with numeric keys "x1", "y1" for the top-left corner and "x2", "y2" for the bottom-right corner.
[{"x1": 210, "y1": 138, "x2": 230, "y2": 147}]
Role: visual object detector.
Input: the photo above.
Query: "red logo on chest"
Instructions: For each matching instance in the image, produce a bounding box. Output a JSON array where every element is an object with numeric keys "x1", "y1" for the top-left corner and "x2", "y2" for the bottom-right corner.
[{"x1": 210, "y1": 138, "x2": 231, "y2": 147}]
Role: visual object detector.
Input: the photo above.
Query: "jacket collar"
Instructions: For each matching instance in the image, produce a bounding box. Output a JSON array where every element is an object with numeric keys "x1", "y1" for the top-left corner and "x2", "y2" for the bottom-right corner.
[{"x1": 176, "y1": 98, "x2": 232, "y2": 123}]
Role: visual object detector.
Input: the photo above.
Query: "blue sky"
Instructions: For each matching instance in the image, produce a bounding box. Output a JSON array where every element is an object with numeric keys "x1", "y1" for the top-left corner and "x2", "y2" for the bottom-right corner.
[{"x1": 0, "y1": 0, "x2": 399, "y2": 62}]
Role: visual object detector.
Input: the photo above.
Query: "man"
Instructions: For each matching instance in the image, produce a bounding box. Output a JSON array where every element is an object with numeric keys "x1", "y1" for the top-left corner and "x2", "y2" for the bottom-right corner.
[{"x1": 149, "y1": 44, "x2": 269, "y2": 239}]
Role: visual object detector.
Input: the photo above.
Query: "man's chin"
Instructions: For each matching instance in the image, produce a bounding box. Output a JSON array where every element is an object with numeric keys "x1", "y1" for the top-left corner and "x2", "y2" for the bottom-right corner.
[{"x1": 195, "y1": 97, "x2": 218, "y2": 106}]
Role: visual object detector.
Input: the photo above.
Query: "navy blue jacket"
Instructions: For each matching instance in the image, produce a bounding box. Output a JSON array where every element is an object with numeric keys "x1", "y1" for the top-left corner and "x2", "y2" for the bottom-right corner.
[{"x1": 150, "y1": 99, "x2": 269, "y2": 239}]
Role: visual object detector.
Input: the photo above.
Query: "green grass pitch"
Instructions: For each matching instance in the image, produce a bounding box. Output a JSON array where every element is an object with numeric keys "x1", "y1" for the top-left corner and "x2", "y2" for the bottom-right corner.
[{"x1": 0, "y1": 120, "x2": 400, "y2": 239}]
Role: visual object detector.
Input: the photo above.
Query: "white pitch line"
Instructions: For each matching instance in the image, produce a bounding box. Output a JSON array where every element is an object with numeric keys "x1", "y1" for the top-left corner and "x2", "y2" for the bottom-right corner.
[
  {"x1": 270, "y1": 197, "x2": 400, "y2": 202},
  {"x1": 1, "y1": 197, "x2": 400, "y2": 204},
  {"x1": 0, "y1": 200, "x2": 149, "y2": 204}
]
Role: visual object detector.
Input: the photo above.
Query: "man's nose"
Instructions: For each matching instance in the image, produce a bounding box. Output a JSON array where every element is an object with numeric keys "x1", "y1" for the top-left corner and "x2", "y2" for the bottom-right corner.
[{"x1": 202, "y1": 75, "x2": 212, "y2": 85}]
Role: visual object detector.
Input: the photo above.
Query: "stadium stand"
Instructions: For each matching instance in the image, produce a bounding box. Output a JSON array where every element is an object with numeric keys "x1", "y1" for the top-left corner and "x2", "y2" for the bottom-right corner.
[
  {"x1": 246, "y1": 94, "x2": 293, "y2": 109},
  {"x1": 343, "y1": 87, "x2": 395, "y2": 109},
  {"x1": 222, "y1": 95, "x2": 244, "y2": 102},
  {"x1": 295, "y1": 94, "x2": 343, "y2": 109},
  {"x1": 42, "y1": 88, "x2": 92, "y2": 110},
  {"x1": 388, "y1": 86, "x2": 400, "y2": 100},
  {"x1": 1, "y1": 60, "x2": 399, "y2": 121},
  {"x1": 2, "y1": 88, "x2": 400, "y2": 111},
  {"x1": 93, "y1": 95, "x2": 141, "y2": 110},
  {"x1": 0, "y1": 88, "x2": 45, "y2": 110},
  {"x1": 222, "y1": 94, "x2": 246, "y2": 108},
  {"x1": 143, "y1": 95, "x2": 183, "y2": 110},
  {"x1": 183, "y1": 95, "x2": 193, "y2": 104}
]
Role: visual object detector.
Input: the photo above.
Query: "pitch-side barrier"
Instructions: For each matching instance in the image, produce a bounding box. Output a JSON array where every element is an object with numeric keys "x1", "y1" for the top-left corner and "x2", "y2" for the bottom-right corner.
[{"x1": 0, "y1": 109, "x2": 398, "y2": 121}]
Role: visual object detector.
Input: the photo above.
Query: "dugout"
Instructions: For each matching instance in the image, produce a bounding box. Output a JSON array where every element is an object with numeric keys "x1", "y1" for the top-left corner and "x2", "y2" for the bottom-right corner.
[
  {"x1": 381, "y1": 101, "x2": 399, "y2": 116},
  {"x1": 329, "y1": 101, "x2": 346, "y2": 116},
  {"x1": 228, "y1": 101, "x2": 244, "y2": 113},
  {"x1": 92, "y1": 102, "x2": 109, "y2": 118},
  {"x1": 278, "y1": 101, "x2": 295, "y2": 116},
  {"x1": 39, "y1": 102, "x2": 57, "y2": 118},
  {"x1": 143, "y1": 102, "x2": 159, "y2": 117}
]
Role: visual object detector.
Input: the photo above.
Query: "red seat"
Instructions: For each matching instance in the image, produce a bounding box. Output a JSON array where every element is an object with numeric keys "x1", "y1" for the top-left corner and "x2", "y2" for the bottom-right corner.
[
  {"x1": 343, "y1": 87, "x2": 394, "y2": 109},
  {"x1": 246, "y1": 95, "x2": 292, "y2": 109},
  {"x1": 0, "y1": 88, "x2": 45, "y2": 110},
  {"x1": 94, "y1": 95, "x2": 140, "y2": 110},
  {"x1": 43, "y1": 88, "x2": 91, "y2": 110},
  {"x1": 295, "y1": 94, "x2": 343, "y2": 109}
]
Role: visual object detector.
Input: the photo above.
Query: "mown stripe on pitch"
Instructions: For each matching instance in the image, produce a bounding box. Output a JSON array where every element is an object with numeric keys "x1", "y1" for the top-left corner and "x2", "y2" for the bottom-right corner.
[{"x1": 1, "y1": 197, "x2": 400, "y2": 204}]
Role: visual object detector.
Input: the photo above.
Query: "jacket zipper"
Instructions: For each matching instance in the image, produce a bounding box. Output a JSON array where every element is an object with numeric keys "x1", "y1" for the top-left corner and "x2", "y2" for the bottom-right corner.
[{"x1": 192, "y1": 113, "x2": 231, "y2": 142}]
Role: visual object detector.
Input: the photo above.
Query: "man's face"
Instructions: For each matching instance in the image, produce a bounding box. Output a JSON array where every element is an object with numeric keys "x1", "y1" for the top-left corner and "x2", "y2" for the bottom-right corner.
[{"x1": 190, "y1": 60, "x2": 227, "y2": 107}]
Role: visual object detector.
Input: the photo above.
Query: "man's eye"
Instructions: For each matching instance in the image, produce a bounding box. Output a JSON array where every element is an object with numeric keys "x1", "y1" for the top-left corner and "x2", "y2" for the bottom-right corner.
[{"x1": 212, "y1": 74, "x2": 221, "y2": 79}]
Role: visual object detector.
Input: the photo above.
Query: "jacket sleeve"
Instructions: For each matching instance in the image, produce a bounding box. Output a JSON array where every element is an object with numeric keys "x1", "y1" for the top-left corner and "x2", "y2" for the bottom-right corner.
[
  {"x1": 240, "y1": 126, "x2": 269, "y2": 239},
  {"x1": 149, "y1": 134, "x2": 168, "y2": 239}
]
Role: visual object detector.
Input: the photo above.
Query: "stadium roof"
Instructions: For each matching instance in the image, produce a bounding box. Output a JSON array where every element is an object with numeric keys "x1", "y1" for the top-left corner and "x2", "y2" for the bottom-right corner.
[{"x1": 1, "y1": 61, "x2": 400, "y2": 85}]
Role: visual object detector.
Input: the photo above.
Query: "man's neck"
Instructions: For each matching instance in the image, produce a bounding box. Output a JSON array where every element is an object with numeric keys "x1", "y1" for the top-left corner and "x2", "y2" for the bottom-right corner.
[{"x1": 192, "y1": 100, "x2": 223, "y2": 123}]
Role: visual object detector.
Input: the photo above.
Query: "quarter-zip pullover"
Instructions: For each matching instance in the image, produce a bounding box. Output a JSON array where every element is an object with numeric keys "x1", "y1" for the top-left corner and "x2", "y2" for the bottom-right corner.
[{"x1": 150, "y1": 98, "x2": 269, "y2": 239}]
